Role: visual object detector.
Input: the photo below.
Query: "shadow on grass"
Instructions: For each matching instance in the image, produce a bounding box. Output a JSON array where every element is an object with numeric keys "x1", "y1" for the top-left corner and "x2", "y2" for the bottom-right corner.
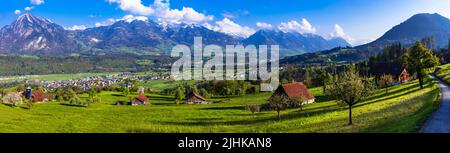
[
  {"x1": 60, "y1": 103, "x2": 88, "y2": 108},
  {"x1": 315, "y1": 95, "x2": 334, "y2": 103},
  {"x1": 111, "y1": 94, "x2": 125, "y2": 97},
  {"x1": 364, "y1": 83, "x2": 420, "y2": 102},
  {"x1": 1, "y1": 103, "x2": 31, "y2": 110},
  {"x1": 200, "y1": 106, "x2": 244, "y2": 111}
]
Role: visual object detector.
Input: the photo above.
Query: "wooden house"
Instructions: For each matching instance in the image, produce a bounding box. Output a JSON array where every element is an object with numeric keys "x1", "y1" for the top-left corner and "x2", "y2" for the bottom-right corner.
[
  {"x1": 132, "y1": 94, "x2": 149, "y2": 106},
  {"x1": 269, "y1": 82, "x2": 315, "y2": 105},
  {"x1": 186, "y1": 93, "x2": 208, "y2": 104}
]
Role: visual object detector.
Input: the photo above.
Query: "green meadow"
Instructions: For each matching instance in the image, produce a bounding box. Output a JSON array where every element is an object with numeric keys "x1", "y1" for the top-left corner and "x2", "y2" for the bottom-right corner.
[
  {"x1": 436, "y1": 63, "x2": 450, "y2": 84},
  {"x1": 0, "y1": 78, "x2": 439, "y2": 133}
]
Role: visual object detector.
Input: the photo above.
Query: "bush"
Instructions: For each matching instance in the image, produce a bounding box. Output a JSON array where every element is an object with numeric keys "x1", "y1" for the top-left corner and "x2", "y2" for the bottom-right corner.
[
  {"x1": 245, "y1": 105, "x2": 261, "y2": 115},
  {"x1": 64, "y1": 95, "x2": 89, "y2": 107}
]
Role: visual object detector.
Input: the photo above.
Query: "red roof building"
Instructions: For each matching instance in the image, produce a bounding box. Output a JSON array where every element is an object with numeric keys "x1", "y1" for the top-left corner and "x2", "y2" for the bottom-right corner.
[
  {"x1": 269, "y1": 82, "x2": 316, "y2": 104},
  {"x1": 132, "y1": 94, "x2": 149, "y2": 106},
  {"x1": 399, "y1": 69, "x2": 410, "y2": 83},
  {"x1": 186, "y1": 92, "x2": 208, "y2": 104}
]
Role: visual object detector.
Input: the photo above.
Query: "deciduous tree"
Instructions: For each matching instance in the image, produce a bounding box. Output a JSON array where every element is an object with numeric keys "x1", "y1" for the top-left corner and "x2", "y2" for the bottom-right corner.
[
  {"x1": 268, "y1": 92, "x2": 290, "y2": 121},
  {"x1": 326, "y1": 66, "x2": 374, "y2": 125},
  {"x1": 403, "y1": 41, "x2": 440, "y2": 89},
  {"x1": 379, "y1": 74, "x2": 395, "y2": 94}
]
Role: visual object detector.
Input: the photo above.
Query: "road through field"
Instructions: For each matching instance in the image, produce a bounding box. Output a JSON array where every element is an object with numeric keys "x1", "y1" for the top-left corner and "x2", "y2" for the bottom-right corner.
[{"x1": 421, "y1": 75, "x2": 450, "y2": 133}]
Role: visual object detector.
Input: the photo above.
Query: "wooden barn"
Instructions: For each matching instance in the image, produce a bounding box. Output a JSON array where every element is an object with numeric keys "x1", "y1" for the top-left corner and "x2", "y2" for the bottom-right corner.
[
  {"x1": 269, "y1": 82, "x2": 315, "y2": 105},
  {"x1": 186, "y1": 93, "x2": 208, "y2": 104},
  {"x1": 132, "y1": 94, "x2": 149, "y2": 106}
]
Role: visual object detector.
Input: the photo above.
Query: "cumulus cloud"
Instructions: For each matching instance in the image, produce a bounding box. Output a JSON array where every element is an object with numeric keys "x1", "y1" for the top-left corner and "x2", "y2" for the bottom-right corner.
[
  {"x1": 107, "y1": 0, "x2": 213, "y2": 25},
  {"x1": 24, "y1": 6, "x2": 34, "y2": 11},
  {"x1": 205, "y1": 18, "x2": 256, "y2": 38},
  {"x1": 106, "y1": 0, "x2": 154, "y2": 15},
  {"x1": 14, "y1": 10, "x2": 21, "y2": 15},
  {"x1": 95, "y1": 18, "x2": 116, "y2": 27},
  {"x1": 256, "y1": 22, "x2": 273, "y2": 29},
  {"x1": 329, "y1": 24, "x2": 355, "y2": 45},
  {"x1": 30, "y1": 0, "x2": 44, "y2": 5},
  {"x1": 278, "y1": 18, "x2": 316, "y2": 34},
  {"x1": 120, "y1": 14, "x2": 149, "y2": 22},
  {"x1": 94, "y1": 14, "x2": 148, "y2": 27},
  {"x1": 65, "y1": 25, "x2": 87, "y2": 31},
  {"x1": 155, "y1": 6, "x2": 214, "y2": 25}
]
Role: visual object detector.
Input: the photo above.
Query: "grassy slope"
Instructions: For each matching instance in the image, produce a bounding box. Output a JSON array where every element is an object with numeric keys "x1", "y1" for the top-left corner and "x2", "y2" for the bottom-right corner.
[
  {"x1": 436, "y1": 64, "x2": 450, "y2": 84},
  {"x1": 0, "y1": 79, "x2": 439, "y2": 133}
]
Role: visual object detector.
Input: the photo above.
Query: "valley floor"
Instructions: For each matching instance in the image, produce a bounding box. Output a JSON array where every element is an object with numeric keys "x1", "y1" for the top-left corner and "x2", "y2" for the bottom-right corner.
[{"x1": 0, "y1": 79, "x2": 439, "y2": 133}]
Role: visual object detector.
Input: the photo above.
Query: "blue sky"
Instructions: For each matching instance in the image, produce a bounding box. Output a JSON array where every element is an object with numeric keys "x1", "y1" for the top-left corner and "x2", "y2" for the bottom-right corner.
[{"x1": 1, "y1": 0, "x2": 450, "y2": 45}]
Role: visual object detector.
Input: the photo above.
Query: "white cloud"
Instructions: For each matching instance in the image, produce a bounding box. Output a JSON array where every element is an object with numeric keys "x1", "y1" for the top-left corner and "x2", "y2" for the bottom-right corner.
[
  {"x1": 94, "y1": 14, "x2": 148, "y2": 27},
  {"x1": 107, "y1": 0, "x2": 154, "y2": 15},
  {"x1": 278, "y1": 18, "x2": 316, "y2": 34},
  {"x1": 221, "y1": 12, "x2": 235, "y2": 19},
  {"x1": 206, "y1": 18, "x2": 256, "y2": 38},
  {"x1": 24, "y1": 6, "x2": 34, "y2": 11},
  {"x1": 107, "y1": 0, "x2": 213, "y2": 25},
  {"x1": 155, "y1": 6, "x2": 214, "y2": 25},
  {"x1": 329, "y1": 24, "x2": 356, "y2": 45},
  {"x1": 14, "y1": 10, "x2": 21, "y2": 15},
  {"x1": 65, "y1": 25, "x2": 87, "y2": 31},
  {"x1": 329, "y1": 24, "x2": 346, "y2": 38},
  {"x1": 120, "y1": 14, "x2": 148, "y2": 22},
  {"x1": 256, "y1": 22, "x2": 273, "y2": 29},
  {"x1": 95, "y1": 18, "x2": 116, "y2": 27},
  {"x1": 30, "y1": 0, "x2": 44, "y2": 5}
]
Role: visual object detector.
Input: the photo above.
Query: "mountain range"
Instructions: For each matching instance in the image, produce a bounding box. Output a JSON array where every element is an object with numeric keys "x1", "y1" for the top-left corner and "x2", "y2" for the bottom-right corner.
[
  {"x1": 283, "y1": 13, "x2": 450, "y2": 65},
  {"x1": 243, "y1": 30, "x2": 350, "y2": 57},
  {"x1": 0, "y1": 13, "x2": 350, "y2": 57}
]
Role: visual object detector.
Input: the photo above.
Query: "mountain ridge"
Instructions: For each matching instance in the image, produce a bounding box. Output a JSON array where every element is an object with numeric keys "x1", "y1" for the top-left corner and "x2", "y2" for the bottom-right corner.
[
  {"x1": 282, "y1": 13, "x2": 450, "y2": 65},
  {"x1": 0, "y1": 13, "x2": 350, "y2": 57}
]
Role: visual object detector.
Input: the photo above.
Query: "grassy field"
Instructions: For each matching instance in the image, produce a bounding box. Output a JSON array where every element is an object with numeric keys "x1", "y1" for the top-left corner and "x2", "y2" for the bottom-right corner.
[
  {"x1": 436, "y1": 63, "x2": 450, "y2": 84},
  {"x1": 140, "y1": 80, "x2": 195, "y2": 92},
  {"x1": 0, "y1": 78, "x2": 439, "y2": 133}
]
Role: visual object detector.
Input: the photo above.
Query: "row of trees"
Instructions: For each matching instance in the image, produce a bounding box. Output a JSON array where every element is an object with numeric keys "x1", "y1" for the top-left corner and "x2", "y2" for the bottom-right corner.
[
  {"x1": 280, "y1": 65, "x2": 333, "y2": 89},
  {"x1": 167, "y1": 80, "x2": 261, "y2": 101}
]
